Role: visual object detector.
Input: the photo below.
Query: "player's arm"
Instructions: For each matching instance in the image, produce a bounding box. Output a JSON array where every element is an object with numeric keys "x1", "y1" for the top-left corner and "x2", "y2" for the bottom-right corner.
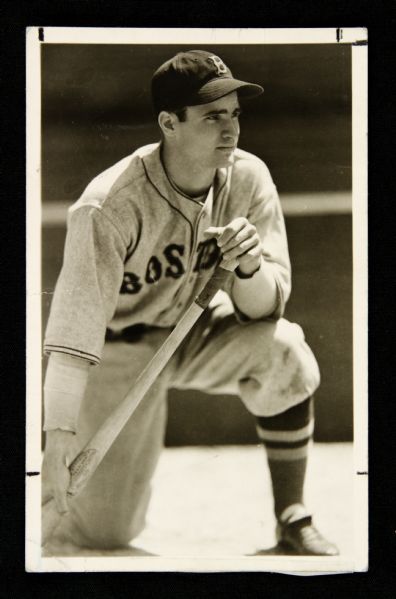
[
  {"x1": 203, "y1": 161, "x2": 291, "y2": 320},
  {"x1": 203, "y1": 218, "x2": 277, "y2": 319},
  {"x1": 42, "y1": 353, "x2": 90, "y2": 514},
  {"x1": 42, "y1": 206, "x2": 129, "y2": 515}
]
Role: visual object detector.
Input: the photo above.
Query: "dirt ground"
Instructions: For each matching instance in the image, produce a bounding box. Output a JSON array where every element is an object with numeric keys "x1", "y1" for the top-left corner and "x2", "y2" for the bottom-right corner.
[
  {"x1": 133, "y1": 442, "x2": 354, "y2": 558},
  {"x1": 43, "y1": 442, "x2": 354, "y2": 563}
]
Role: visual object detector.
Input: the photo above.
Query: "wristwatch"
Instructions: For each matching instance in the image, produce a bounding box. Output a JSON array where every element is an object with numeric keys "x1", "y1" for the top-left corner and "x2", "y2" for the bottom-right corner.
[{"x1": 235, "y1": 261, "x2": 261, "y2": 279}]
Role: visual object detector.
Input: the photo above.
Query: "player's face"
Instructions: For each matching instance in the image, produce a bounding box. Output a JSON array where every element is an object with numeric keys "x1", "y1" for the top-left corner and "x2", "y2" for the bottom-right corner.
[{"x1": 174, "y1": 92, "x2": 241, "y2": 169}]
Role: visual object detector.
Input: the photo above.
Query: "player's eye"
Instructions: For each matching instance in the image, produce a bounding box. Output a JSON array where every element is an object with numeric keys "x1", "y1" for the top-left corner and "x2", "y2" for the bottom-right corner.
[
  {"x1": 206, "y1": 114, "x2": 220, "y2": 121},
  {"x1": 232, "y1": 109, "x2": 242, "y2": 118}
]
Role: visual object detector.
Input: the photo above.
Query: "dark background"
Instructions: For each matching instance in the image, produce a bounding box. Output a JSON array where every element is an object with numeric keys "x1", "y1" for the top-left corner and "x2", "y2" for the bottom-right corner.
[
  {"x1": 1, "y1": 0, "x2": 390, "y2": 591},
  {"x1": 42, "y1": 43, "x2": 351, "y2": 200},
  {"x1": 41, "y1": 43, "x2": 352, "y2": 442}
]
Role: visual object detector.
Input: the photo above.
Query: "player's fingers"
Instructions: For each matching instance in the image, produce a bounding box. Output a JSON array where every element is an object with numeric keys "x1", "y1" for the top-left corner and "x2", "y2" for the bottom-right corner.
[
  {"x1": 52, "y1": 465, "x2": 70, "y2": 514},
  {"x1": 222, "y1": 233, "x2": 260, "y2": 261},
  {"x1": 42, "y1": 487, "x2": 55, "y2": 508},
  {"x1": 216, "y1": 218, "x2": 248, "y2": 248},
  {"x1": 220, "y1": 256, "x2": 239, "y2": 271},
  {"x1": 203, "y1": 218, "x2": 248, "y2": 247},
  {"x1": 45, "y1": 452, "x2": 71, "y2": 514},
  {"x1": 220, "y1": 224, "x2": 257, "y2": 254},
  {"x1": 202, "y1": 226, "x2": 225, "y2": 240}
]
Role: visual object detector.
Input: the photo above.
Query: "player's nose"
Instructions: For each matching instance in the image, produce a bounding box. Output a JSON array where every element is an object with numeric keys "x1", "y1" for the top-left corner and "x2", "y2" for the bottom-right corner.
[{"x1": 221, "y1": 117, "x2": 239, "y2": 142}]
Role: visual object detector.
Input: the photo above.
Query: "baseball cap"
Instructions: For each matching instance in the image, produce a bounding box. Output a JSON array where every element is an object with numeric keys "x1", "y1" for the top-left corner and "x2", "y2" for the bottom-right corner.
[{"x1": 151, "y1": 50, "x2": 264, "y2": 114}]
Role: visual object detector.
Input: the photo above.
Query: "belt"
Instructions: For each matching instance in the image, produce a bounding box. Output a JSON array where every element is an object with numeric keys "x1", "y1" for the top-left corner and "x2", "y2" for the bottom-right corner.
[{"x1": 105, "y1": 323, "x2": 171, "y2": 343}]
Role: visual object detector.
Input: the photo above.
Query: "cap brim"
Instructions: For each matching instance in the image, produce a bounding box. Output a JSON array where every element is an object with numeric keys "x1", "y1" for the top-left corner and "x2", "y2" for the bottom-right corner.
[{"x1": 196, "y1": 78, "x2": 264, "y2": 105}]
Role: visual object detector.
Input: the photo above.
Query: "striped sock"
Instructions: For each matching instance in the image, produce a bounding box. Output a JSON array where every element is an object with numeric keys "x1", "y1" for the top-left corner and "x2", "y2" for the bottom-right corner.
[{"x1": 256, "y1": 397, "x2": 314, "y2": 521}]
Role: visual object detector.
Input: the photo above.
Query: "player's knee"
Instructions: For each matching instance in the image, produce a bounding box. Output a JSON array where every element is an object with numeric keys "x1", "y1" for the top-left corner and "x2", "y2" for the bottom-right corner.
[
  {"x1": 272, "y1": 319, "x2": 305, "y2": 351},
  {"x1": 243, "y1": 318, "x2": 305, "y2": 362},
  {"x1": 108, "y1": 520, "x2": 145, "y2": 548},
  {"x1": 277, "y1": 321, "x2": 319, "y2": 387},
  {"x1": 75, "y1": 517, "x2": 144, "y2": 550},
  {"x1": 237, "y1": 318, "x2": 320, "y2": 415}
]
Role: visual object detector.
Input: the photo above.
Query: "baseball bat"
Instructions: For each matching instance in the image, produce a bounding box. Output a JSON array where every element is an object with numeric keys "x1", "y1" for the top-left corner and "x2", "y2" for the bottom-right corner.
[{"x1": 42, "y1": 264, "x2": 233, "y2": 547}]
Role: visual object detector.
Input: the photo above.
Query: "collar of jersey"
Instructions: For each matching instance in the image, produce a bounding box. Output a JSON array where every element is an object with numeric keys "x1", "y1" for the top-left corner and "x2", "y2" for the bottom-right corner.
[
  {"x1": 165, "y1": 168, "x2": 208, "y2": 205},
  {"x1": 141, "y1": 143, "x2": 228, "y2": 215}
]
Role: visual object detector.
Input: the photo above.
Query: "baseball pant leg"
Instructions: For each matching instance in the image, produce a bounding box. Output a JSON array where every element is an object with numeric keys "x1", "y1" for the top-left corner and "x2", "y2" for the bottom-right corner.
[
  {"x1": 42, "y1": 328, "x2": 172, "y2": 549},
  {"x1": 173, "y1": 293, "x2": 320, "y2": 416},
  {"x1": 170, "y1": 294, "x2": 320, "y2": 529}
]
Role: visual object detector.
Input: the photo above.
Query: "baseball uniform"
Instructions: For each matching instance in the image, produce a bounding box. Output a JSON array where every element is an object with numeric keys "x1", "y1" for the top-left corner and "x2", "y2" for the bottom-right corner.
[{"x1": 42, "y1": 142, "x2": 320, "y2": 548}]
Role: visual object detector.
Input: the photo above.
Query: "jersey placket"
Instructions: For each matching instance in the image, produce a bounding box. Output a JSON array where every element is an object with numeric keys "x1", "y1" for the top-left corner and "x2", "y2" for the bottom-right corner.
[{"x1": 169, "y1": 187, "x2": 214, "y2": 313}]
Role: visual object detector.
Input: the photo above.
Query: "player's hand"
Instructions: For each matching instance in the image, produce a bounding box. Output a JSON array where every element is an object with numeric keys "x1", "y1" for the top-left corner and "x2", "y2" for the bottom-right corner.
[
  {"x1": 42, "y1": 429, "x2": 75, "y2": 515},
  {"x1": 203, "y1": 217, "x2": 262, "y2": 275}
]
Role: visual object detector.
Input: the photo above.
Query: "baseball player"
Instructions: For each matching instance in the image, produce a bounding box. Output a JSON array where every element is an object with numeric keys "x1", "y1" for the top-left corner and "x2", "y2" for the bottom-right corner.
[{"x1": 42, "y1": 50, "x2": 339, "y2": 556}]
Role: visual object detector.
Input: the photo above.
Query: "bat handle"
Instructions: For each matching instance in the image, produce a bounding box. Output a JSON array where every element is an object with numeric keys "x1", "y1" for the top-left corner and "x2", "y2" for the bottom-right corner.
[{"x1": 195, "y1": 265, "x2": 233, "y2": 309}]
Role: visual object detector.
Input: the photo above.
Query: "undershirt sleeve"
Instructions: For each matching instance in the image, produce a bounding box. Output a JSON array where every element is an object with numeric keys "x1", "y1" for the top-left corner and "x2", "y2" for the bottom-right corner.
[{"x1": 43, "y1": 353, "x2": 91, "y2": 433}]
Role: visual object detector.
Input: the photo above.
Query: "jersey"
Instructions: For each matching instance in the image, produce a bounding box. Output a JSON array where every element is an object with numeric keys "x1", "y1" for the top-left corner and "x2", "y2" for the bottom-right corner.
[{"x1": 44, "y1": 142, "x2": 291, "y2": 365}]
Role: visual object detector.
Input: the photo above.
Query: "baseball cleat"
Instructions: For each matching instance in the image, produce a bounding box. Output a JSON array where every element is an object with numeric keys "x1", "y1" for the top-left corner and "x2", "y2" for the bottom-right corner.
[{"x1": 276, "y1": 515, "x2": 339, "y2": 556}]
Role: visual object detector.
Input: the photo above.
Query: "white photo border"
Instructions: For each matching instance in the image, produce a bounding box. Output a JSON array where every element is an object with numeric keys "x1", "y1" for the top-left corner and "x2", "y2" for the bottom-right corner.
[{"x1": 26, "y1": 26, "x2": 368, "y2": 574}]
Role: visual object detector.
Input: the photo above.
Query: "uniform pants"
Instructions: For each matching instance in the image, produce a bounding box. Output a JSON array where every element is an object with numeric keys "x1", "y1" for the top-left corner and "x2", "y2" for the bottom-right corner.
[{"x1": 44, "y1": 293, "x2": 320, "y2": 549}]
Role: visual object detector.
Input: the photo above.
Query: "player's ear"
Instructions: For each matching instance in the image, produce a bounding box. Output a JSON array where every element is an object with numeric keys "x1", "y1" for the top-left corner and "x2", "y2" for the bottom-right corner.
[{"x1": 158, "y1": 111, "x2": 178, "y2": 138}]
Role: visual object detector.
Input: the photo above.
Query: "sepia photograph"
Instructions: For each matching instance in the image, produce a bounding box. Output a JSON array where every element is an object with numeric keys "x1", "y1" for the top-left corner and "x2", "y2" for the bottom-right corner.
[{"x1": 26, "y1": 27, "x2": 368, "y2": 573}]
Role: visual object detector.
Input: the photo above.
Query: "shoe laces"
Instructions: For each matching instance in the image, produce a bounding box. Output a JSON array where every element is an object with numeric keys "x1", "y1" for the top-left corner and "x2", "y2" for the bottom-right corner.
[{"x1": 290, "y1": 516, "x2": 329, "y2": 547}]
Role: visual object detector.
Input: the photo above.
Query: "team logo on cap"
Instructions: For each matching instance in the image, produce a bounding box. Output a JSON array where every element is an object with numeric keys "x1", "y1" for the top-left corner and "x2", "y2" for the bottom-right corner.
[{"x1": 208, "y1": 55, "x2": 228, "y2": 76}]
